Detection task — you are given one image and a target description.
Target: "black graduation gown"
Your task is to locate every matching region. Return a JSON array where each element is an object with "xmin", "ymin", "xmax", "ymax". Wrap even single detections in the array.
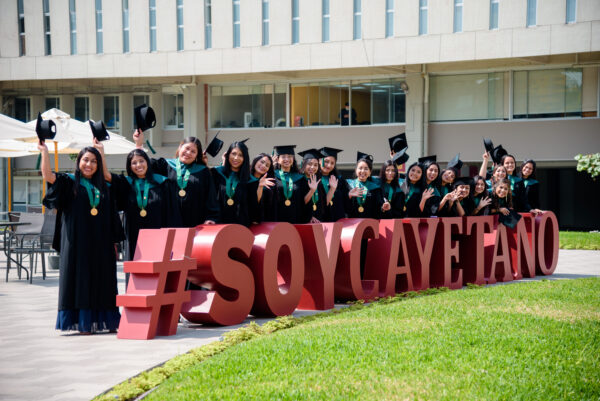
[
  {"xmin": 211, "ymin": 166, "xmax": 258, "ymax": 227},
  {"xmin": 380, "ymin": 183, "xmax": 405, "ymax": 219},
  {"xmin": 151, "ymin": 158, "xmax": 220, "ymax": 227},
  {"xmin": 248, "ymin": 178, "xmax": 277, "ymax": 223},
  {"xmin": 111, "ymin": 173, "xmax": 181, "ymax": 261},
  {"xmin": 402, "ymin": 183, "xmax": 424, "ymax": 218},
  {"xmin": 345, "ymin": 178, "xmax": 384, "ymax": 219},
  {"xmin": 422, "ymin": 184, "xmax": 442, "ymax": 217},
  {"xmin": 274, "ymin": 171, "xmax": 311, "ymax": 224},
  {"xmin": 306, "ymin": 175, "xmax": 327, "ymax": 222},
  {"xmin": 43, "ymin": 173, "xmax": 121, "ymax": 313},
  {"xmin": 321, "ymin": 174, "xmax": 348, "ymax": 222},
  {"xmin": 519, "ymin": 178, "xmax": 540, "ymax": 211},
  {"xmin": 509, "ymin": 174, "xmax": 526, "ymax": 212}
]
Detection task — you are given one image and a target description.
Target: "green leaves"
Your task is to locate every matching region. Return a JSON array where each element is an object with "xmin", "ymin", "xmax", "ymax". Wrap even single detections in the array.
[{"xmin": 575, "ymin": 153, "xmax": 600, "ymax": 179}]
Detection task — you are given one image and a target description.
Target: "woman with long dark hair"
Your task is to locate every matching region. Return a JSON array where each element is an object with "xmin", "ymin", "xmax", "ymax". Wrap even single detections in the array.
[
  {"xmin": 211, "ymin": 141, "xmax": 257, "ymax": 226},
  {"xmin": 400, "ymin": 162, "xmax": 435, "ymax": 217},
  {"xmin": 471, "ymin": 175, "xmax": 492, "ymax": 216},
  {"xmin": 501, "ymin": 154, "xmax": 525, "ymax": 211},
  {"xmin": 421, "ymin": 158, "xmax": 442, "ymax": 216},
  {"xmin": 134, "ymin": 131, "xmax": 219, "ymax": 226},
  {"xmin": 299, "ymin": 149, "xmax": 326, "ymax": 222},
  {"xmin": 272, "ymin": 145, "xmax": 311, "ymax": 223},
  {"xmin": 346, "ymin": 152, "xmax": 385, "ymax": 219},
  {"xmin": 250, "ymin": 152, "xmax": 277, "ymax": 223},
  {"xmin": 490, "ymin": 178, "xmax": 513, "ymax": 216},
  {"xmin": 379, "ymin": 159, "xmax": 405, "ymax": 219},
  {"xmin": 517, "ymin": 159, "xmax": 542, "ymax": 215},
  {"xmin": 39, "ymin": 140, "xmax": 123, "ymax": 334},
  {"xmin": 319, "ymin": 147, "xmax": 347, "ymax": 222}
]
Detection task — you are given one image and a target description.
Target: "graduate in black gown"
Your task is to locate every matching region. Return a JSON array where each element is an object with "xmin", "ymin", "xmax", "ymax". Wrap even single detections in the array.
[
  {"xmin": 105, "ymin": 149, "xmax": 180, "ymax": 261},
  {"xmin": 273, "ymin": 145, "xmax": 311, "ymax": 224},
  {"xmin": 379, "ymin": 159, "xmax": 405, "ymax": 219},
  {"xmin": 299, "ymin": 149, "xmax": 327, "ymax": 223},
  {"xmin": 501, "ymin": 154, "xmax": 525, "ymax": 211},
  {"xmin": 490, "ymin": 178, "xmax": 514, "ymax": 215},
  {"xmin": 420, "ymin": 156, "xmax": 442, "ymax": 216},
  {"xmin": 250, "ymin": 153, "xmax": 277, "ymax": 223},
  {"xmin": 211, "ymin": 140, "xmax": 258, "ymax": 227},
  {"xmin": 318, "ymin": 147, "xmax": 348, "ymax": 222},
  {"xmin": 133, "ymin": 132, "xmax": 219, "ymax": 227},
  {"xmin": 451, "ymin": 177, "xmax": 476, "ymax": 217},
  {"xmin": 471, "ymin": 175, "xmax": 492, "ymax": 216},
  {"xmin": 517, "ymin": 159, "xmax": 543, "ymax": 215},
  {"xmin": 400, "ymin": 162, "xmax": 435, "ymax": 217},
  {"xmin": 39, "ymin": 141, "xmax": 122, "ymax": 334},
  {"xmin": 346, "ymin": 152, "xmax": 385, "ymax": 219}
]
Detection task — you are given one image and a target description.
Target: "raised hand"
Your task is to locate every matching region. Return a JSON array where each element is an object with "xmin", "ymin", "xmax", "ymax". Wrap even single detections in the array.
[
  {"xmin": 479, "ymin": 196, "xmax": 492, "ymax": 208},
  {"xmin": 382, "ymin": 201, "xmax": 391, "ymax": 212},
  {"xmin": 329, "ymin": 175, "xmax": 338, "ymax": 190},
  {"xmin": 133, "ymin": 128, "xmax": 144, "ymax": 148},
  {"xmin": 92, "ymin": 137, "xmax": 104, "ymax": 154},
  {"xmin": 308, "ymin": 174, "xmax": 320, "ymax": 191},
  {"xmin": 37, "ymin": 141, "xmax": 48, "ymax": 152},
  {"xmin": 348, "ymin": 186, "xmax": 365, "ymax": 198},
  {"xmin": 422, "ymin": 187, "xmax": 435, "ymax": 201},
  {"xmin": 259, "ymin": 174, "xmax": 275, "ymax": 188}
]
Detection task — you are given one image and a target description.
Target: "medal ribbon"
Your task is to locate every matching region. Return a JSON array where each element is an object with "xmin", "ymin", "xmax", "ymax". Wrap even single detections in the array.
[
  {"xmin": 175, "ymin": 161, "xmax": 191, "ymax": 191},
  {"xmin": 80, "ymin": 177, "xmax": 100, "ymax": 210},
  {"xmin": 135, "ymin": 178, "xmax": 150, "ymax": 211},
  {"xmin": 383, "ymin": 183, "xmax": 393, "ymax": 202},
  {"xmin": 225, "ymin": 172, "xmax": 239, "ymax": 199},
  {"xmin": 355, "ymin": 180, "xmax": 368, "ymax": 207},
  {"xmin": 405, "ymin": 184, "xmax": 417, "ymax": 203},
  {"xmin": 277, "ymin": 170, "xmax": 294, "ymax": 201},
  {"xmin": 321, "ymin": 175, "xmax": 330, "ymax": 194},
  {"xmin": 311, "ymin": 186, "xmax": 319, "ymax": 207}
]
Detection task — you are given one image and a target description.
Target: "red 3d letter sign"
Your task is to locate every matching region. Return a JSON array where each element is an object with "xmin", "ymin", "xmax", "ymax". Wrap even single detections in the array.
[{"xmin": 117, "ymin": 213, "xmax": 559, "ymax": 339}]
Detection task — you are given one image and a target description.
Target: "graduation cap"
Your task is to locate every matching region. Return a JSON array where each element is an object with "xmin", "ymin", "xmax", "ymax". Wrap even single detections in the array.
[
  {"xmin": 499, "ymin": 209, "xmax": 522, "ymax": 229},
  {"xmin": 418, "ymin": 155, "xmax": 437, "ymax": 165},
  {"xmin": 447, "ymin": 153, "xmax": 463, "ymax": 171},
  {"xmin": 454, "ymin": 176, "xmax": 473, "ymax": 187},
  {"xmin": 319, "ymin": 147, "xmax": 343, "ymax": 159},
  {"xmin": 357, "ymin": 151, "xmax": 373, "ymax": 163},
  {"xmin": 89, "ymin": 120, "xmax": 110, "ymax": 141},
  {"xmin": 240, "ymin": 138, "xmax": 250, "ymax": 144},
  {"xmin": 483, "ymin": 138, "xmax": 494, "ymax": 154},
  {"xmin": 388, "ymin": 133, "xmax": 407, "ymax": 153},
  {"xmin": 205, "ymin": 132, "xmax": 223, "ymax": 157},
  {"xmin": 273, "ymin": 145, "xmax": 296, "ymax": 156},
  {"xmin": 392, "ymin": 148, "xmax": 409, "ymax": 166},
  {"xmin": 298, "ymin": 148, "xmax": 325, "ymax": 160},
  {"xmin": 134, "ymin": 104, "xmax": 156, "ymax": 132},
  {"xmin": 35, "ymin": 112, "xmax": 56, "ymax": 142},
  {"xmin": 491, "ymin": 145, "xmax": 508, "ymax": 165}
]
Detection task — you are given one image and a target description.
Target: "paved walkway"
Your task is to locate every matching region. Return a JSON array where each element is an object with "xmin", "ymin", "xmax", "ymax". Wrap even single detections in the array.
[{"xmin": 0, "ymin": 250, "xmax": 598, "ymax": 401}]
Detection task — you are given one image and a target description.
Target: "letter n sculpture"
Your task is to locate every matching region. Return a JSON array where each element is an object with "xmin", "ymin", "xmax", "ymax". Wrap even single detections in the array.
[{"xmin": 116, "ymin": 228, "xmax": 196, "ymax": 339}]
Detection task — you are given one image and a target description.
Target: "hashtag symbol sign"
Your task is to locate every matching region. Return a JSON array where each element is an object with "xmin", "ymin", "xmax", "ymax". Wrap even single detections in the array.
[{"xmin": 116, "ymin": 228, "xmax": 196, "ymax": 340}]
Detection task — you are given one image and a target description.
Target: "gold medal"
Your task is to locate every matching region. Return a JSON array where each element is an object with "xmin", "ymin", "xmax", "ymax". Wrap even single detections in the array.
[
  {"xmin": 140, "ymin": 209, "xmax": 147, "ymax": 217},
  {"xmin": 358, "ymin": 206, "xmax": 364, "ymax": 213},
  {"xmin": 90, "ymin": 207, "xmax": 98, "ymax": 216},
  {"xmin": 227, "ymin": 198, "xmax": 234, "ymax": 206},
  {"xmin": 313, "ymin": 204, "xmax": 317, "ymax": 211},
  {"xmin": 284, "ymin": 199, "xmax": 291, "ymax": 206},
  {"xmin": 329, "ymin": 201, "xmax": 333, "ymax": 206},
  {"xmin": 179, "ymin": 189, "xmax": 186, "ymax": 197},
  {"xmin": 403, "ymin": 205, "xmax": 407, "ymax": 212}
]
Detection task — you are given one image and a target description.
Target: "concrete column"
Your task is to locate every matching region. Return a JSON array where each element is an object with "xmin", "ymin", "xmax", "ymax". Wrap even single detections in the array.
[
  {"xmin": 149, "ymin": 92, "xmax": 163, "ymax": 148},
  {"xmin": 89, "ymin": 94, "xmax": 103, "ymax": 123},
  {"xmin": 61, "ymin": 95, "xmax": 75, "ymax": 118},
  {"xmin": 405, "ymin": 73, "xmax": 425, "ymax": 159},
  {"xmin": 120, "ymin": 93, "xmax": 133, "ymax": 138}
]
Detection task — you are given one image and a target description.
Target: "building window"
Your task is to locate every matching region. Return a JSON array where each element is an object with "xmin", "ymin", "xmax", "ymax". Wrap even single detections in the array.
[
  {"xmin": 45, "ymin": 97, "xmax": 60, "ymax": 110},
  {"xmin": 149, "ymin": 0, "xmax": 157, "ymax": 52},
  {"xmin": 429, "ymin": 73, "xmax": 505, "ymax": 122},
  {"xmin": 74, "ymin": 97, "xmax": 89, "ymax": 122},
  {"xmin": 103, "ymin": 96, "xmax": 120, "ymax": 129},
  {"xmin": 13, "ymin": 178, "xmax": 43, "ymax": 213},
  {"xmin": 205, "ymin": 0, "xmax": 212, "ymax": 49},
  {"xmin": 566, "ymin": 0, "xmax": 576, "ymax": 23},
  {"xmin": 385, "ymin": 0, "xmax": 394, "ymax": 38},
  {"xmin": 14, "ymin": 98, "xmax": 30, "ymax": 122},
  {"xmin": 133, "ymin": 95, "xmax": 150, "ymax": 128},
  {"xmin": 490, "ymin": 0, "xmax": 499, "ymax": 30},
  {"xmin": 262, "ymin": 0, "xmax": 269, "ymax": 46},
  {"xmin": 210, "ymin": 85, "xmax": 287, "ymax": 128},
  {"xmin": 43, "ymin": 0, "xmax": 51, "ymax": 55},
  {"xmin": 17, "ymin": 0, "xmax": 25, "ymax": 56},
  {"xmin": 69, "ymin": 0, "xmax": 77, "ymax": 54},
  {"xmin": 233, "ymin": 0, "xmax": 240, "ymax": 48},
  {"xmin": 353, "ymin": 0, "xmax": 362, "ymax": 40},
  {"xmin": 292, "ymin": 0, "xmax": 299, "ymax": 44},
  {"xmin": 322, "ymin": 0, "xmax": 330, "ymax": 42},
  {"xmin": 164, "ymin": 94, "xmax": 184, "ymax": 129},
  {"xmin": 177, "ymin": 0, "xmax": 184, "ymax": 50},
  {"xmin": 527, "ymin": 0, "xmax": 536, "ymax": 27},
  {"xmin": 513, "ymin": 69, "xmax": 582, "ymax": 119},
  {"xmin": 95, "ymin": 0, "xmax": 103, "ymax": 54},
  {"xmin": 419, "ymin": 0, "xmax": 428, "ymax": 35},
  {"xmin": 122, "ymin": 0, "xmax": 130, "ymax": 53},
  {"xmin": 453, "ymin": 0, "xmax": 463, "ymax": 33}
]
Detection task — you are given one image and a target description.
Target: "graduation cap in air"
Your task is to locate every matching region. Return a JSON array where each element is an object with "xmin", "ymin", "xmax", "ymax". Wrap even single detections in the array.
[
  {"xmin": 357, "ymin": 151, "xmax": 373, "ymax": 163},
  {"xmin": 319, "ymin": 147, "xmax": 343, "ymax": 159},
  {"xmin": 89, "ymin": 120, "xmax": 110, "ymax": 141},
  {"xmin": 447, "ymin": 153, "xmax": 463, "ymax": 171},
  {"xmin": 205, "ymin": 132, "xmax": 224, "ymax": 157},
  {"xmin": 298, "ymin": 148, "xmax": 325, "ymax": 161},
  {"xmin": 388, "ymin": 133, "xmax": 407, "ymax": 153},
  {"xmin": 134, "ymin": 104, "xmax": 156, "ymax": 132},
  {"xmin": 392, "ymin": 148, "xmax": 409, "ymax": 166},
  {"xmin": 483, "ymin": 138, "xmax": 494, "ymax": 154},
  {"xmin": 491, "ymin": 145, "xmax": 508, "ymax": 165},
  {"xmin": 418, "ymin": 155, "xmax": 437, "ymax": 165},
  {"xmin": 454, "ymin": 176, "xmax": 473, "ymax": 187},
  {"xmin": 273, "ymin": 145, "xmax": 296, "ymax": 156},
  {"xmin": 499, "ymin": 209, "xmax": 522, "ymax": 229},
  {"xmin": 35, "ymin": 112, "xmax": 56, "ymax": 143}
]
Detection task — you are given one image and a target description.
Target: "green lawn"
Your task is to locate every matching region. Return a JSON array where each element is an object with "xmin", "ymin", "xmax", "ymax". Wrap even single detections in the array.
[
  {"xmin": 142, "ymin": 279, "xmax": 600, "ymax": 401},
  {"xmin": 560, "ymin": 231, "xmax": 600, "ymax": 250}
]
